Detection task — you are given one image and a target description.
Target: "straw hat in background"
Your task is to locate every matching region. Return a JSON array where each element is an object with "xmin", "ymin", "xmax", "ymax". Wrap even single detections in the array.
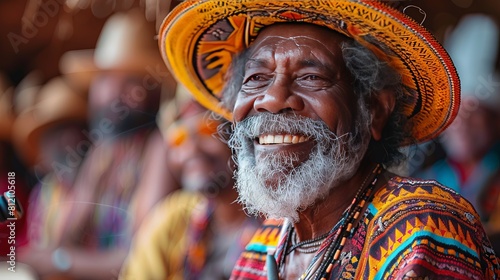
[
  {"xmin": 12, "ymin": 77, "xmax": 88, "ymax": 167},
  {"xmin": 0, "ymin": 74, "xmax": 15, "ymax": 142},
  {"xmin": 59, "ymin": 7, "xmax": 177, "ymax": 101}
]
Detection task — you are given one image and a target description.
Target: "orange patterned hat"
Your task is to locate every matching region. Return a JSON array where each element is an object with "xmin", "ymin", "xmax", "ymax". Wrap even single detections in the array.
[{"xmin": 159, "ymin": 0, "xmax": 460, "ymax": 143}]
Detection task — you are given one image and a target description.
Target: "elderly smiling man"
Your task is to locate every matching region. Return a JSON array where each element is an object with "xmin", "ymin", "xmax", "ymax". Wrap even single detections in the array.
[{"xmin": 159, "ymin": 0, "xmax": 500, "ymax": 279}]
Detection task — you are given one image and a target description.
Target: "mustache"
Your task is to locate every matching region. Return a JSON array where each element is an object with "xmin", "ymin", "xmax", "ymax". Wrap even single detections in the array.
[{"xmin": 231, "ymin": 113, "xmax": 344, "ymax": 142}]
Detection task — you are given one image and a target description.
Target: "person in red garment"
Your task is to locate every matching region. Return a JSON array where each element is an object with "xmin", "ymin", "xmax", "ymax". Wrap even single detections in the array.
[
  {"xmin": 158, "ymin": 0, "xmax": 500, "ymax": 279},
  {"xmin": 0, "ymin": 74, "xmax": 38, "ymax": 279},
  {"xmin": 0, "ymin": 74, "xmax": 31, "ymax": 258}
]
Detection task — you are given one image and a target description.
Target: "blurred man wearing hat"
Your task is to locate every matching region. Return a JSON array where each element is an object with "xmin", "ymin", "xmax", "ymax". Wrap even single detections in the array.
[
  {"xmin": 12, "ymin": 77, "xmax": 88, "ymax": 177},
  {"xmin": 159, "ymin": 0, "xmax": 500, "ymax": 279},
  {"xmin": 12, "ymin": 77, "xmax": 88, "ymax": 277},
  {"xmin": 14, "ymin": 8, "xmax": 178, "ymax": 280}
]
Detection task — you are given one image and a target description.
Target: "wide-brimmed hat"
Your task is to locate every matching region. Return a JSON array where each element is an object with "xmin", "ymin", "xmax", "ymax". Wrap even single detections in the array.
[
  {"xmin": 12, "ymin": 77, "xmax": 87, "ymax": 167},
  {"xmin": 60, "ymin": 8, "xmax": 168, "ymax": 91},
  {"xmin": 159, "ymin": 0, "xmax": 460, "ymax": 144}
]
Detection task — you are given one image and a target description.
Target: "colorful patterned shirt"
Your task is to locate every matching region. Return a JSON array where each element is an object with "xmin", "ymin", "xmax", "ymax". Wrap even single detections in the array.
[{"xmin": 230, "ymin": 177, "xmax": 500, "ymax": 279}]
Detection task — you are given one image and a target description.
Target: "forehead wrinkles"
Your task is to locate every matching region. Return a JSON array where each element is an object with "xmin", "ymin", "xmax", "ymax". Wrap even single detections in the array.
[{"xmin": 250, "ymin": 35, "xmax": 338, "ymax": 59}]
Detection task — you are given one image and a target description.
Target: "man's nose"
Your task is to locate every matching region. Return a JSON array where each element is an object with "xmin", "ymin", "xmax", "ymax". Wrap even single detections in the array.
[{"xmin": 253, "ymin": 79, "xmax": 304, "ymax": 114}]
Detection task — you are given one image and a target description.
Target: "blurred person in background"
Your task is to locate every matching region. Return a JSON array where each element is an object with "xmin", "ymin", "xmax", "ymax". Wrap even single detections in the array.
[
  {"xmin": 120, "ymin": 94, "xmax": 261, "ymax": 280},
  {"xmin": 12, "ymin": 77, "xmax": 88, "ymax": 271},
  {"xmin": 13, "ymin": 8, "xmax": 178, "ymax": 279},
  {"xmin": 413, "ymin": 15, "xmax": 500, "ymax": 238}
]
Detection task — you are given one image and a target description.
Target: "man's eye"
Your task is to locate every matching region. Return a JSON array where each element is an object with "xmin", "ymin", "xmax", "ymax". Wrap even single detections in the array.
[
  {"xmin": 303, "ymin": 75, "xmax": 320, "ymax": 80},
  {"xmin": 248, "ymin": 74, "xmax": 264, "ymax": 81},
  {"xmin": 296, "ymin": 74, "xmax": 331, "ymax": 88},
  {"xmin": 243, "ymin": 74, "xmax": 270, "ymax": 86}
]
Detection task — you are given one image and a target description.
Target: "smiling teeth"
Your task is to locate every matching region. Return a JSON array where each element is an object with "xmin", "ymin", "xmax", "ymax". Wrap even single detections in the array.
[{"xmin": 259, "ymin": 134, "xmax": 308, "ymax": 144}]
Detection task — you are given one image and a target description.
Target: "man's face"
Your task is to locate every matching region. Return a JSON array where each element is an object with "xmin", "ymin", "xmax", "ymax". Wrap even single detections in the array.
[
  {"xmin": 38, "ymin": 123, "xmax": 87, "ymax": 181},
  {"xmin": 166, "ymin": 108, "xmax": 234, "ymax": 197},
  {"xmin": 228, "ymin": 24, "xmax": 371, "ymax": 221},
  {"xmin": 233, "ymin": 24, "xmax": 357, "ymax": 135},
  {"xmin": 89, "ymin": 72, "xmax": 160, "ymax": 135}
]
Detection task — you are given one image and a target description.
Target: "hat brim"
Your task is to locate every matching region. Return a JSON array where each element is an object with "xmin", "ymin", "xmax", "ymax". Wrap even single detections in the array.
[
  {"xmin": 59, "ymin": 49, "xmax": 168, "ymax": 92},
  {"xmin": 159, "ymin": 0, "xmax": 460, "ymax": 144},
  {"xmin": 12, "ymin": 97, "xmax": 87, "ymax": 167},
  {"xmin": 13, "ymin": 114, "xmax": 87, "ymax": 168}
]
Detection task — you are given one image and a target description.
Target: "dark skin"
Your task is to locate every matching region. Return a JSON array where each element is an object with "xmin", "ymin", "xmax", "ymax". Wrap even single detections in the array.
[{"xmin": 231, "ymin": 24, "xmax": 396, "ymax": 278}]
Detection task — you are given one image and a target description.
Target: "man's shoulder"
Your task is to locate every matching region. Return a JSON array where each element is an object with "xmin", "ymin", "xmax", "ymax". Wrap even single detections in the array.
[
  {"xmin": 371, "ymin": 175, "xmax": 476, "ymax": 214},
  {"xmin": 362, "ymin": 176, "xmax": 500, "ymax": 279},
  {"xmin": 368, "ymin": 175, "xmax": 485, "ymax": 238}
]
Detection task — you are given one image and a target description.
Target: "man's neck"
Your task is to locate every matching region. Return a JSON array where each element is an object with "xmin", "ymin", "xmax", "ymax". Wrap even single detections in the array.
[
  {"xmin": 293, "ymin": 160, "xmax": 379, "ymax": 241},
  {"xmin": 283, "ymin": 160, "xmax": 386, "ymax": 279}
]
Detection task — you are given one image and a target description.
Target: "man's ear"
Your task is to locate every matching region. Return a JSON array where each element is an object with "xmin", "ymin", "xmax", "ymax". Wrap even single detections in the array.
[{"xmin": 369, "ymin": 89, "xmax": 396, "ymax": 141}]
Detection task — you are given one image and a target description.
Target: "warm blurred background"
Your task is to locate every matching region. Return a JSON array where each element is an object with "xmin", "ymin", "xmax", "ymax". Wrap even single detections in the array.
[
  {"xmin": 0, "ymin": 0, "xmax": 499, "ymax": 279},
  {"xmin": 0, "ymin": 0, "xmax": 179, "ymax": 85}
]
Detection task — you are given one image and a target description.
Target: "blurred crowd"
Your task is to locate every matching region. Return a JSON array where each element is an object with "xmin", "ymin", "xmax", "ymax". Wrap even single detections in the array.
[{"xmin": 0, "ymin": 1, "xmax": 499, "ymax": 280}]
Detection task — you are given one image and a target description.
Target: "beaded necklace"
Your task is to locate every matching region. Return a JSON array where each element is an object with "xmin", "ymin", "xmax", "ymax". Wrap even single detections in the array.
[
  {"xmin": 276, "ymin": 164, "xmax": 382, "ymax": 280},
  {"xmin": 287, "ymin": 229, "xmax": 331, "ymax": 255}
]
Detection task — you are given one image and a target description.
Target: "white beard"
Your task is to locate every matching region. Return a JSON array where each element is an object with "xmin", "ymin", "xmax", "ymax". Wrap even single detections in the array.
[{"xmin": 228, "ymin": 112, "xmax": 371, "ymax": 222}]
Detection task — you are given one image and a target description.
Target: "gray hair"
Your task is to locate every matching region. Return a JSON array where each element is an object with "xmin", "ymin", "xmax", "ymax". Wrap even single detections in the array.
[
  {"xmin": 342, "ymin": 40, "xmax": 410, "ymax": 166},
  {"xmin": 220, "ymin": 36, "xmax": 411, "ymax": 166}
]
